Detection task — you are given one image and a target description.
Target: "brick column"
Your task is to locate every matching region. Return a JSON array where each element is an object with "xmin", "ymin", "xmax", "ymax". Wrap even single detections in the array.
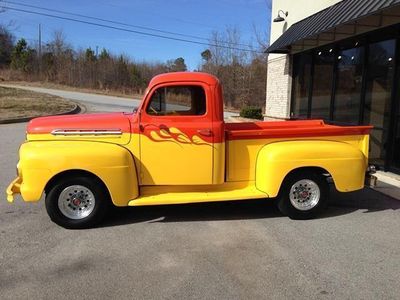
[{"xmin": 265, "ymin": 54, "xmax": 292, "ymax": 121}]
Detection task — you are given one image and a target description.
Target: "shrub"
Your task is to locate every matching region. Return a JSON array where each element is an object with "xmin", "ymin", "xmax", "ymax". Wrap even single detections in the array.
[{"xmin": 240, "ymin": 106, "xmax": 263, "ymax": 120}]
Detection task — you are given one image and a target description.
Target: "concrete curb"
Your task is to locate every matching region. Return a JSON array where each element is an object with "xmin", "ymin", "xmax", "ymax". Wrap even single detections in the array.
[
  {"xmin": 371, "ymin": 171, "xmax": 400, "ymax": 201},
  {"xmin": 0, "ymin": 101, "xmax": 82, "ymax": 124}
]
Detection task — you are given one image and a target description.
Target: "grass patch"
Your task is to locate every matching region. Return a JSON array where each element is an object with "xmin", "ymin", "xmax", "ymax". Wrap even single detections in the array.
[{"xmin": 0, "ymin": 86, "xmax": 76, "ymax": 121}]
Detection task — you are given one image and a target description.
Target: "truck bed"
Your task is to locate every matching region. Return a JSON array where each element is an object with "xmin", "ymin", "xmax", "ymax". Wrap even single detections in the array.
[{"xmin": 225, "ymin": 120, "xmax": 372, "ymax": 140}]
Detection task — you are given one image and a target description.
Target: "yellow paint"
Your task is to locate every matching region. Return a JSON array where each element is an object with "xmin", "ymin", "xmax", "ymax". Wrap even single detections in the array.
[
  {"xmin": 226, "ymin": 134, "xmax": 369, "ymax": 182},
  {"xmin": 213, "ymin": 142, "xmax": 225, "ymax": 184},
  {"xmin": 6, "ymin": 176, "xmax": 21, "ymax": 203},
  {"xmin": 138, "ymin": 130, "xmax": 215, "ymax": 185},
  {"xmin": 129, "ymin": 181, "xmax": 267, "ymax": 206},
  {"xmin": 12, "ymin": 140, "xmax": 139, "ymax": 206},
  {"xmin": 8, "ymin": 129, "xmax": 370, "ymax": 208},
  {"xmin": 138, "ymin": 127, "xmax": 225, "ymax": 185},
  {"xmin": 27, "ymin": 132, "xmax": 131, "ymax": 145},
  {"xmin": 255, "ymin": 140, "xmax": 367, "ymax": 197}
]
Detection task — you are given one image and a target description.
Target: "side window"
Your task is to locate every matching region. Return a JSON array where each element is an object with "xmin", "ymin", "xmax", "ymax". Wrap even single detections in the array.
[{"xmin": 146, "ymin": 85, "xmax": 206, "ymax": 116}]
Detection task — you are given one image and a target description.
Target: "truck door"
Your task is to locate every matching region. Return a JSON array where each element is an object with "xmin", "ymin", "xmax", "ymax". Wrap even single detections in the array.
[{"xmin": 139, "ymin": 83, "xmax": 214, "ymax": 185}]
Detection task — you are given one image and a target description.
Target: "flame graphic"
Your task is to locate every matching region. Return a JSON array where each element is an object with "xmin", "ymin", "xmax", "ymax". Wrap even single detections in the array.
[{"xmin": 149, "ymin": 127, "xmax": 212, "ymax": 147}]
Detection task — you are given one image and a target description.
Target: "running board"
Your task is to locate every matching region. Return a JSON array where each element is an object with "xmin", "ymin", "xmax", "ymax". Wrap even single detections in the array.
[{"xmin": 128, "ymin": 182, "xmax": 268, "ymax": 206}]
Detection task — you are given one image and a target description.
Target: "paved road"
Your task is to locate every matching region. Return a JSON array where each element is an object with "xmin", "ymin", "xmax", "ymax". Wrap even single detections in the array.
[
  {"xmin": 0, "ymin": 84, "xmax": 141, "ymax": 112},
  {"xmin": 0, "ymin": 84, "xmax": 239, "ymax": 117},
  {"xmin": 1, "ymin": 101, "xmax": 400, "ymax": 299}
]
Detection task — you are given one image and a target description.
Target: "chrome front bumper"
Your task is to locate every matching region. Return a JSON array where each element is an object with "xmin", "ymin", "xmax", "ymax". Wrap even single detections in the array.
[{"xmin": 6, "ymin": 176, "xmax": 22, "ymax": 203}]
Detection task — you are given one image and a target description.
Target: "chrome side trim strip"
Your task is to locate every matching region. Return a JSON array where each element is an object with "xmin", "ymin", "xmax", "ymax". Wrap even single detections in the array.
[{"xmin": 51, "ymin": 129, "xmax": 122, "ymax": 136}]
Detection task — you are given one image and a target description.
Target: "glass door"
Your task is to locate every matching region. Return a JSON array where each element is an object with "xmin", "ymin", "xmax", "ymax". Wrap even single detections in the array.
[
  {"xmin": 390, "ymin": 112, "xmax": 400, "ymax": 170},
  {"xmin": 363, "ymin": 39, "xmax": 396, "ymax": 167},
  {"xmin": 387, "ymin": 38, "xmax": 400, "ymax": 172}
]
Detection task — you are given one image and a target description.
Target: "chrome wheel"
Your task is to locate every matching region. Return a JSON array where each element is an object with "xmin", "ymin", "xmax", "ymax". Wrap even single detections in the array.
[
  {"xmin": 289, "ymin": 179, "xmax": 320, "ymax": 211},
  {"xmin": 58, "ymin": 185, "xmax": 95, "ymax": 220}
]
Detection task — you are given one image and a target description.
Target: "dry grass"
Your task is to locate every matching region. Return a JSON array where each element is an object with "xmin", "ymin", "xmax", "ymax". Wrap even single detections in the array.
[{"xmin": 0, "ymin": 86, "xmax": 76, "ymax": 121}]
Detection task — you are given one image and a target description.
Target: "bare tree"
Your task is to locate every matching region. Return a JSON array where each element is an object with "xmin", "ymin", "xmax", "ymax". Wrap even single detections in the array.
[
  {"xmin": 42, "ymin": 30, "xmax": 74, "ymax": 82},
  {"xmin": 200, "ymin": 26, "xmax": 267, "ymax": 110},
  {"xmin": 46, "ymin": 30, "xmax": 70, "ymax": 55},
  {"xmin": 252, "ymin": 23, "xmax": 269, "ymax": 50},
  {"xmin": 0, "ymin": 25, "xmax": 14, "ymax": 67}
]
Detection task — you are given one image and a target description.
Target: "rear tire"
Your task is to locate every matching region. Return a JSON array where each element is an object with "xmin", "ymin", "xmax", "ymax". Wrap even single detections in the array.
[
  {"xmin": 277, "ymin": 170, "xmax": 329, "ymax": 220},
  {"xmin": 45, "ymin": 176, "xmax": 110, "ymax": 229}
]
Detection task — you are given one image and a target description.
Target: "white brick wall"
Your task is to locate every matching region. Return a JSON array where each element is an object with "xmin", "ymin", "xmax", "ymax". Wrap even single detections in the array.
[{"xmin": 265, "ymin": 54, "xmax": 292, "ymax": 121}]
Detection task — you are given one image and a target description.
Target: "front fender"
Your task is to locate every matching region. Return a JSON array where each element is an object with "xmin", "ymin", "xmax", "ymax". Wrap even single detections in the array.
[
  {"xmin": 255, "ymin": 140, "xmax": 367, "ymax": 197},
  {"xmin": 17, "ymin": 141, "xmax": 138, "ymax": 206}
]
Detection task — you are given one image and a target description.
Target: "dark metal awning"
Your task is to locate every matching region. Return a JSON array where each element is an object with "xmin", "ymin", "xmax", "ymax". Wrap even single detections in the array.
[{"xmin": 266, "ymin": 0, "xmax": 400, "ymax": 53}]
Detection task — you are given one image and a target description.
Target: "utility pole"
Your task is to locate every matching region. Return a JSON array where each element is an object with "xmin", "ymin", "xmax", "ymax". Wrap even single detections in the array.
[
  {"xmin": 96, "ymin": 45, "xmax": 99, "ymax": 57},
  {"xmin": 38, "ymin": 23, "xmax": 42, "ymax": 57},
  {"xmin": 38, "ymin": 23, "xmax": 42, "ymax": 76}
]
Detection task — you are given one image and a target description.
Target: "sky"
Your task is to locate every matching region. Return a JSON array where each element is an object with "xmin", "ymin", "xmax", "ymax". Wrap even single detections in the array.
[{"xmin": 0, "ymin": 0, "xmax": 272, "ymax": 70}]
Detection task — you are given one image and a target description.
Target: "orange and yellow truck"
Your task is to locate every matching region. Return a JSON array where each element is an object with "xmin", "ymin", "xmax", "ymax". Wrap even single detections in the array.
[{"xmin": 6, "ymin": 72, "xmax": 376, "ymax": 228}]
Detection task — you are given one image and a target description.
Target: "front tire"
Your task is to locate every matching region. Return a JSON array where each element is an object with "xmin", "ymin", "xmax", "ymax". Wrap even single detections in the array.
[
  {"xmin": 45, "ymin": 176, "xmax": 110, "ymax": 229},
  {"xmin": 277, "ymin": 170, "xmax": 329, "ymax": 220}
]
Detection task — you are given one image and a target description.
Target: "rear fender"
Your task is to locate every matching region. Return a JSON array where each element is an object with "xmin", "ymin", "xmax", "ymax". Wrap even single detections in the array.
[{"xmin": 255, "ymin": 140, "xmax": 367, "ymax": 197}]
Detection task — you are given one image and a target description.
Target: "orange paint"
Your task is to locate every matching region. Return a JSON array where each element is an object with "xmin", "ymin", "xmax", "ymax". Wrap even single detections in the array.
[{"xmin": 27, "ymin": 71, "xmax": 372, "ymax": 145}]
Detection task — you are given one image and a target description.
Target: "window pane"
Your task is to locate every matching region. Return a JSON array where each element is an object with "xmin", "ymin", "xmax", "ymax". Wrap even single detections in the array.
[
  {"xmin": 311, "ymin": 49, "xmax": 334, "ymax": 120},
  {"xmin": 291, "ymin": 53, "xmax": 311, "ymax": 118},
  {"xmin": 334, "ymin": 47, "xmax": 364, "ymax": 124},
  {"xmin": 364, "ymin": 39, "xmax": 395, "ymax": 165},
  {"xmin": 147, "ymin": 86, "xmax": 206, "ymax": 116},
  {"xmin": 392, "ymin": 117, "xmax": 400, "ymax": 169}
]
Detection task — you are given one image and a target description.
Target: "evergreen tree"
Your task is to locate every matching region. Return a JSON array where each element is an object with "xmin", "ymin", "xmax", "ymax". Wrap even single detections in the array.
[{"xmin": 10, "ymin": 38, "xmax": 34, "ymax": 72}]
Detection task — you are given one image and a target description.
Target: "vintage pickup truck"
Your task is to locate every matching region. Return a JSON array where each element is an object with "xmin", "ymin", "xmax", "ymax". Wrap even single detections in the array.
[{"xmin": 7, "ymin": 72, "xmax": 375, "ymax": 228}]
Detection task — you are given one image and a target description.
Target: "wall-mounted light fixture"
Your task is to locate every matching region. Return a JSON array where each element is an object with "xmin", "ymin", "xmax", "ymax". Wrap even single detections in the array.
[{"xmin": 273, "ymin": 10, "xmax": 288, "ymax": 22}]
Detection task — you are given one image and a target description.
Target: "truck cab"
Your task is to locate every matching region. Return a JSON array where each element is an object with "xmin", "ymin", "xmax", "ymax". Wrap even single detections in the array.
[
  {"xmin": 6, "ymin": 72, "xmax": 374, "ymax": 229},
  {"xmin": 136, "ymin": 72, "xmax": 225, "ymax": 185}
]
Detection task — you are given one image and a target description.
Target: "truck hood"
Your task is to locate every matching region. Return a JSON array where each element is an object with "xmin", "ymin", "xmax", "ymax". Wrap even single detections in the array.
[{"xmin": 27, "ymin": 112, "xmax": 133, "ymax": 145}]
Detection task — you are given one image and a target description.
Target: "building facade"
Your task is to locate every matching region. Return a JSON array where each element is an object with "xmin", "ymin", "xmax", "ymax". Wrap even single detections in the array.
[{"xmin": 266, "ymin": 0, "xmax": 400, "ymax": 173}]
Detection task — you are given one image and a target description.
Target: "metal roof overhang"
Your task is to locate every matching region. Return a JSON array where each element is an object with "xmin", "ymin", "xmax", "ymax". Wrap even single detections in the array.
[{"xmin": 266, "ymin": 0, "xmax": 400, "ymax": 54}]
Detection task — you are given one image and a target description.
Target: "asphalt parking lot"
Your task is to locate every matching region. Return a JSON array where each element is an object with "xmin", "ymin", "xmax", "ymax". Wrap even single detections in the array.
[{"xmin": 1, "ymin": 96, "xmax": 399, "ymax": 299}]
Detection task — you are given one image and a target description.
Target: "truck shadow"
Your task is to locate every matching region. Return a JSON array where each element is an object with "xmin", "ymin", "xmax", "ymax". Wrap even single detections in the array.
[{"xmin": 100, "ymin": 186, "xmax": 400, "ymax": 228}]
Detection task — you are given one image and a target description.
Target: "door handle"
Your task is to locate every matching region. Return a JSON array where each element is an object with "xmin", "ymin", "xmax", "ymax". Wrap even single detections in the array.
[{"xmin": 197, "ymin": 129, "xmax": 213, "ymax": 137}]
